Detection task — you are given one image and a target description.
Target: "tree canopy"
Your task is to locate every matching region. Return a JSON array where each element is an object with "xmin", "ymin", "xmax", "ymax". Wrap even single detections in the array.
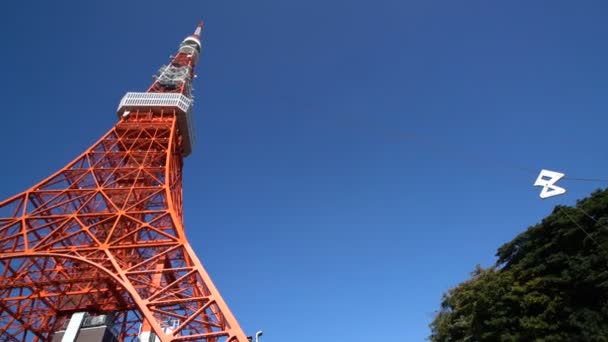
[{"xmin": 429, "ymin": 189, "xmax": 608, "ymax": 341}]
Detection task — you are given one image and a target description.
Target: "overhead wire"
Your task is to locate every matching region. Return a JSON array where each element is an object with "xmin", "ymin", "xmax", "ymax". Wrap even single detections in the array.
[
  {"xmin": 337, "ymin": 115, "xmax": 608, "ymax": 186},
  {"xmin": 573, "ymin": 206, "xmax": 608, "ymax": 238},
  {"xmin": 560, "ymin": 207, "xmax": 608, "ymax": 262},
  {"xmin": 331, "ymin": 113, "xmax": 608, "ymax": 250},
  {"xmin": 564, "ymin": 177, "xmax": 608, "ymax": 183}
]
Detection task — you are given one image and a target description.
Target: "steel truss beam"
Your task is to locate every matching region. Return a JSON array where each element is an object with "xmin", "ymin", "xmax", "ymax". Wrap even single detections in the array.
[{"xmin": 0, "ymin": 23, "xmax": 248, "ymax": 342}]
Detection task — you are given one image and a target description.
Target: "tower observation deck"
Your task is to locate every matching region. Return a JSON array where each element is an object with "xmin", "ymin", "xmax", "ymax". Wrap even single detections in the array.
[{"xmin": 0, "ymin": 23, "xmax": 249, "ymax": 342}]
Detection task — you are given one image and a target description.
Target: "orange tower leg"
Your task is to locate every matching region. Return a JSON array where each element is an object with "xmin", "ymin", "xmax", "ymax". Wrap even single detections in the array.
[{"xmin": 0, "ymin": 23, "xmax": 249, "ymax": 342}]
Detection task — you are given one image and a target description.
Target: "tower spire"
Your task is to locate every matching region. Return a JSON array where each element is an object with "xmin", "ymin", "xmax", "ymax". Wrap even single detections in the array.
[
  {"xmin": 194, "ymin": 21, "xmax": 204, "ymax": 37},
  {"xmin": 0, "ymin": 24, "xmax": 249, "ymax": 342}
]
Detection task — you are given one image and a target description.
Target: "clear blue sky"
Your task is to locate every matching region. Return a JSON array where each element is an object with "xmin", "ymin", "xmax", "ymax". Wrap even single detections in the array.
[{"xmin": 1, "ymin": 1, "xmax": 608, "ymax": 340}]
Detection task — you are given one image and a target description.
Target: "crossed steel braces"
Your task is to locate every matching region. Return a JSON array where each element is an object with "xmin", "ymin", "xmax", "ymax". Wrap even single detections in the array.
[{"xmin": 0, "ymin": 23, "xmax": 248, "ymax": 342}]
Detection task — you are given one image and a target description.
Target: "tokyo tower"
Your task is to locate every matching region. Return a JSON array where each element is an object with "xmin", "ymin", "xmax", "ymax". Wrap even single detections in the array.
[{"xmin": 0, "ymin": 23, "xmax": 249, "ymax": 342}]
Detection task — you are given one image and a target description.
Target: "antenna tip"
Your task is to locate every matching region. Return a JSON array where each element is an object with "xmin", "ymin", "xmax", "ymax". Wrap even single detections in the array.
[{"xmin": 194, "ymin": 21, "xmax": 204, "ymax": 37}]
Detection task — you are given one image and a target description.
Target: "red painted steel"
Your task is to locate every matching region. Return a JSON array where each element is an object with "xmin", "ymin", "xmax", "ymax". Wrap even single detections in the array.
[{"xmin": 0, "ymin": 23, "xmax": 249, "ymax": 342}]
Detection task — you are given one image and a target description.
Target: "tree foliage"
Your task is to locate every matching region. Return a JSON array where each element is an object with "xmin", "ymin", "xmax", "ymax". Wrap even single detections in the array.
[{"xmin": 430, "ymin": 190, "xmax": 608, "ymax": 341}]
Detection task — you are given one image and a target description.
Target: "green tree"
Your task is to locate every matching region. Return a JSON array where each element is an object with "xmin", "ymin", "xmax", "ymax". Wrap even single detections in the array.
[{"xmin": 430, "ymin": 190, "xmax": 608, "ymax": 341}]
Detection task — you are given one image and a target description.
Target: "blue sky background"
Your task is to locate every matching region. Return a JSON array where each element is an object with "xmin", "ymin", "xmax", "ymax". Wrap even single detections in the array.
[{"xmin": 1, "ymin": 1, "xmax": 608, "ymax": 340}]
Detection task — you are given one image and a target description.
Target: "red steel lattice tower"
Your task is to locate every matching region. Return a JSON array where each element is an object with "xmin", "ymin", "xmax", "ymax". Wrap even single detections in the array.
[{"xmin": 0, "ymin": 23, "xmax": 249, "ymax": 342}]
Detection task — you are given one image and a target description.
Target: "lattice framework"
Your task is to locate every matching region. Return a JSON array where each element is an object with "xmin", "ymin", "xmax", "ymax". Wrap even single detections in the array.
[{"xmin": 0, "ymin": 23, "xmax": 248, "ymax": 342}]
